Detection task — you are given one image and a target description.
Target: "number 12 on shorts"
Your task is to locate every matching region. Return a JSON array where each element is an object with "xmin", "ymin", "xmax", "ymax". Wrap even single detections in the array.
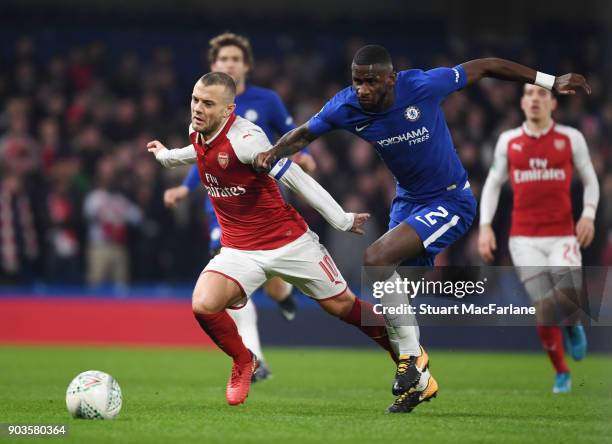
[
  {"xmin": 415, "ymin": 206, "xmax": 448, "ymax": 228},
  {"xmin": 319, "ymin": 255, "xmax": 340, "ymax": 282}
]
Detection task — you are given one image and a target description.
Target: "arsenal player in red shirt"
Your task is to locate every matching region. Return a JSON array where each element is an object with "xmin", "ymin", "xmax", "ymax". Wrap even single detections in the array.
[
  {"xmin": 479, "ymin": 84, "xmax": 599, "ymax": 393},
  {"xmin": 147, "ymin": 72, "xmax": 401, "ymax": 408}
]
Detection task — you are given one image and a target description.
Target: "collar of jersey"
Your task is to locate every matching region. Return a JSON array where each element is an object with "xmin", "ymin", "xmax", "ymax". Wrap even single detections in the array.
[
  {"xmin": 193, "ymin": 113, "xmax": 237, "ymax": 147},
  {"xmin": 522, "ymin": 120, "xmax": 554, "ymax": 139}
]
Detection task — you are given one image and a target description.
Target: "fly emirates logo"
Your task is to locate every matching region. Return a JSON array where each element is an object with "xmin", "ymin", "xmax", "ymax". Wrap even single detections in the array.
[
  {"xmin": 513, "ymin": 158, "xmax": 566, "ymax": 183},
  {"xmin": 204, "ymin": 173, "xmax": 246, "ymax": 198},
  {"xmin": 376, "ymin": 126, "xmax": 430, "ymax": 147}
]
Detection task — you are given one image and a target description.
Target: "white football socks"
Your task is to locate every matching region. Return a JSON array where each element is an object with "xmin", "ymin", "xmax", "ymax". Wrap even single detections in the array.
[
  {"xmin": 381, "ymin": 272, "xmax": 422, "ymax": 357},
  {"xmin": 227, "ymin": 298, "xmax": 265, "ymax": 361}
]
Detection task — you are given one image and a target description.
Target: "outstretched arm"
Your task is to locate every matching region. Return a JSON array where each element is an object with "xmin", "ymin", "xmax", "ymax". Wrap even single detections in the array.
[
  {"xmin": 462, "ymin": 58, "xmax": 591, "ymax": 95},
  {"xmin": 229, "ymin": 123, "xmax": 363, "ymax": 232},
  {"xmin": 253, "ymin": 123, "xmax": 319, "ymax": 172},
  {"xmin": 270, "ymin": 159, "xmax": 369, "ymax": 234},
  {"xmin": 147, "ymin": 140, "xmax": 197, "ymax": 168}
]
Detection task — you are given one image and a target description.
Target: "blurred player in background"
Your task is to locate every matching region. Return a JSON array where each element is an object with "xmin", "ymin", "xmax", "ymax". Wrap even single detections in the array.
[
  {"xmin": 255, "ymin": 45, "xmax": 591, "ymax": 412},
  {"xmin": 479, "ymin": 84, "xmax": 599, "ymax": 393},
  {"xmin": 163, "ymin": 33, "xmax": 316, "ymax": 382},
  {"xmin": 149, "ymin": 72, "xmax": 399, "ymax": 407}
]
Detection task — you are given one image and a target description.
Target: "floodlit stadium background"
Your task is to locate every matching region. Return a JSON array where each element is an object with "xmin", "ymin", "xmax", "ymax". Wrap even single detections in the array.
[{"xmin": 0, "ymin": 0, "xmax": 611, "ymax": 349}]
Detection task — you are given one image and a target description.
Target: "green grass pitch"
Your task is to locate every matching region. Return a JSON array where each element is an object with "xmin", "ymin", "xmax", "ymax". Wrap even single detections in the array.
[{"xmin": 1, "ymin": 346, "xmax": 611, "ymax": 443}]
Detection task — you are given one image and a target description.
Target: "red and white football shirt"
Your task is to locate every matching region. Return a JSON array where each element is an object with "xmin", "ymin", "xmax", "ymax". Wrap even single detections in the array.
[
  {"xmin": 189, "ymin": 114, "xmax": 307, "ymax": 250},
  {"xmin": 487, "ymin": 122, "xmax": 595, "ymax": 237}
]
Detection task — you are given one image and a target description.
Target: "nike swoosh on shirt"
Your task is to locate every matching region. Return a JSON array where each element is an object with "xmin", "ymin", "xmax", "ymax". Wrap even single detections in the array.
[{"xmin": 355, "ymin": 123, "xmax": 371, "ymax": 132}]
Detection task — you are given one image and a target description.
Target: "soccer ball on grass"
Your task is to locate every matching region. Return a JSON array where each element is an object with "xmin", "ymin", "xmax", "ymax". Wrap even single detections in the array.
[{"xmin": 65, "ymin": 370, "xmax": 122, "ymax": 419}]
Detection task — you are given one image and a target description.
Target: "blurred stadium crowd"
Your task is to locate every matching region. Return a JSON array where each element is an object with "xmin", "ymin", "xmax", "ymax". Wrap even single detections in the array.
[{"xmin": 1, "ymin": 31, "xmax": 610, "ymax": 286}]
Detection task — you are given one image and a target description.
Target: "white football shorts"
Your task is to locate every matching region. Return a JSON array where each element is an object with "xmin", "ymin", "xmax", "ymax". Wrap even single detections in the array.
[
  {"xmin": 203, "ymin": 229, "xmax": 347, "ymax": 307},
  {"xmin": 509, "ymin": 235, "xmax": 582, "ymax": 302}
]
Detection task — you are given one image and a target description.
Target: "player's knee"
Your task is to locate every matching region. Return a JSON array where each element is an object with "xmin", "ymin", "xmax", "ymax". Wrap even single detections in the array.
[
  {"xmin": 335, "ymin": 291, "xmax": 356, "ymax": 318},
  {"xmin": 364, "ymin": 245, "xmax": 388, "ymax": 267},
  {"xmin": 192, "ymin": 291, "xmax": 222, "ymax": 315},
  {"xmin": 318, "ymin": 290, "xmax": 355, "ymax": 318},
  {"xmin": 364, "ymin": 246, "xmax": 397, "ymax": 284},
  {"xmin": 264, "ymin": 278, "xmax": 291, "ymax": 301},
  {"xmin": 534, "ymin": 299, "xmax": 557, "ymax": 325}
]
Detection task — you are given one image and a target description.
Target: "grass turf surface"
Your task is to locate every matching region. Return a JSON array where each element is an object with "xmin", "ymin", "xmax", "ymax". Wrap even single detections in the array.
[{"xmin": 1, "ymin": 346, "xmax": 611, "ymax": 444}]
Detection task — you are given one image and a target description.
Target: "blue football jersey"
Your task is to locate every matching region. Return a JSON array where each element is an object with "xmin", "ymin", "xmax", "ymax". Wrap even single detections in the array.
[
  {"xmin": 308, "ymin": 65, "xmax": 469, "ymax": 202},
  {"xmin": 183, "ymin": 84, "xmax": 298, "ymax": 190},
  {"xmin": 235, "ymin": 85, "xmax": 296, "ymax": 142}
]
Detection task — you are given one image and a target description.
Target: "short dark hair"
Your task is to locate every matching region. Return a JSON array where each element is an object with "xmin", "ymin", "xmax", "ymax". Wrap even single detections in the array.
[
  {"xmin": 198, "ymin": 72, "xmax": 236, "ymax": 99},
  {"xmin": 523, "ymin": 83, "xmax": 555, "ymax": 98},
  {"xmin": 352, "ymin": 45, "xmax": 393, "ymax": 67},
  {"xmin": 208, "ymin": 32, "xmax": 254, "ymax": 68}
]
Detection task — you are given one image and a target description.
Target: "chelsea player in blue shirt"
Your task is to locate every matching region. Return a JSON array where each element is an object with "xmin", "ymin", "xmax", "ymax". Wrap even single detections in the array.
[
  {"xmin": 163, "ymin": 32, "xmax": 316, "ymax": 383},
  {"xmin": 254, "ymin": 45, "xmax": 591, "ymax": 413}
]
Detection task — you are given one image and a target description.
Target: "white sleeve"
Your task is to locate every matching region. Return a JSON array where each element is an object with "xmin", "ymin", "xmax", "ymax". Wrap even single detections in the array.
[
  {"xmin": 231, "ymin": 126, "xmax": 273, "ymax": 164},
  {"xmin": 230, "ymin": 119, "xmax": 354, "ymax": 231},
  {"xmin": 479, "ymin": 132, "xmax": 510, "ymax": 226},
  {"xmin": 270, "ymin": 159, "xmax": 354, "ymax": 232},
  {"xmin": 154, "ymin": 145, "xmax": 197, "ymax": 168},
  {"xmin": 570, "ymin": 129, "xmax": 599, "ymax": 220}
]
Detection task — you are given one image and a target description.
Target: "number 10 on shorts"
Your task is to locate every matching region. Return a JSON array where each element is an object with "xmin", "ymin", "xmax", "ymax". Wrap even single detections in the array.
[{"xmin": 319, "ymin": 255, "xmax": 340, "ymax": 282}]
